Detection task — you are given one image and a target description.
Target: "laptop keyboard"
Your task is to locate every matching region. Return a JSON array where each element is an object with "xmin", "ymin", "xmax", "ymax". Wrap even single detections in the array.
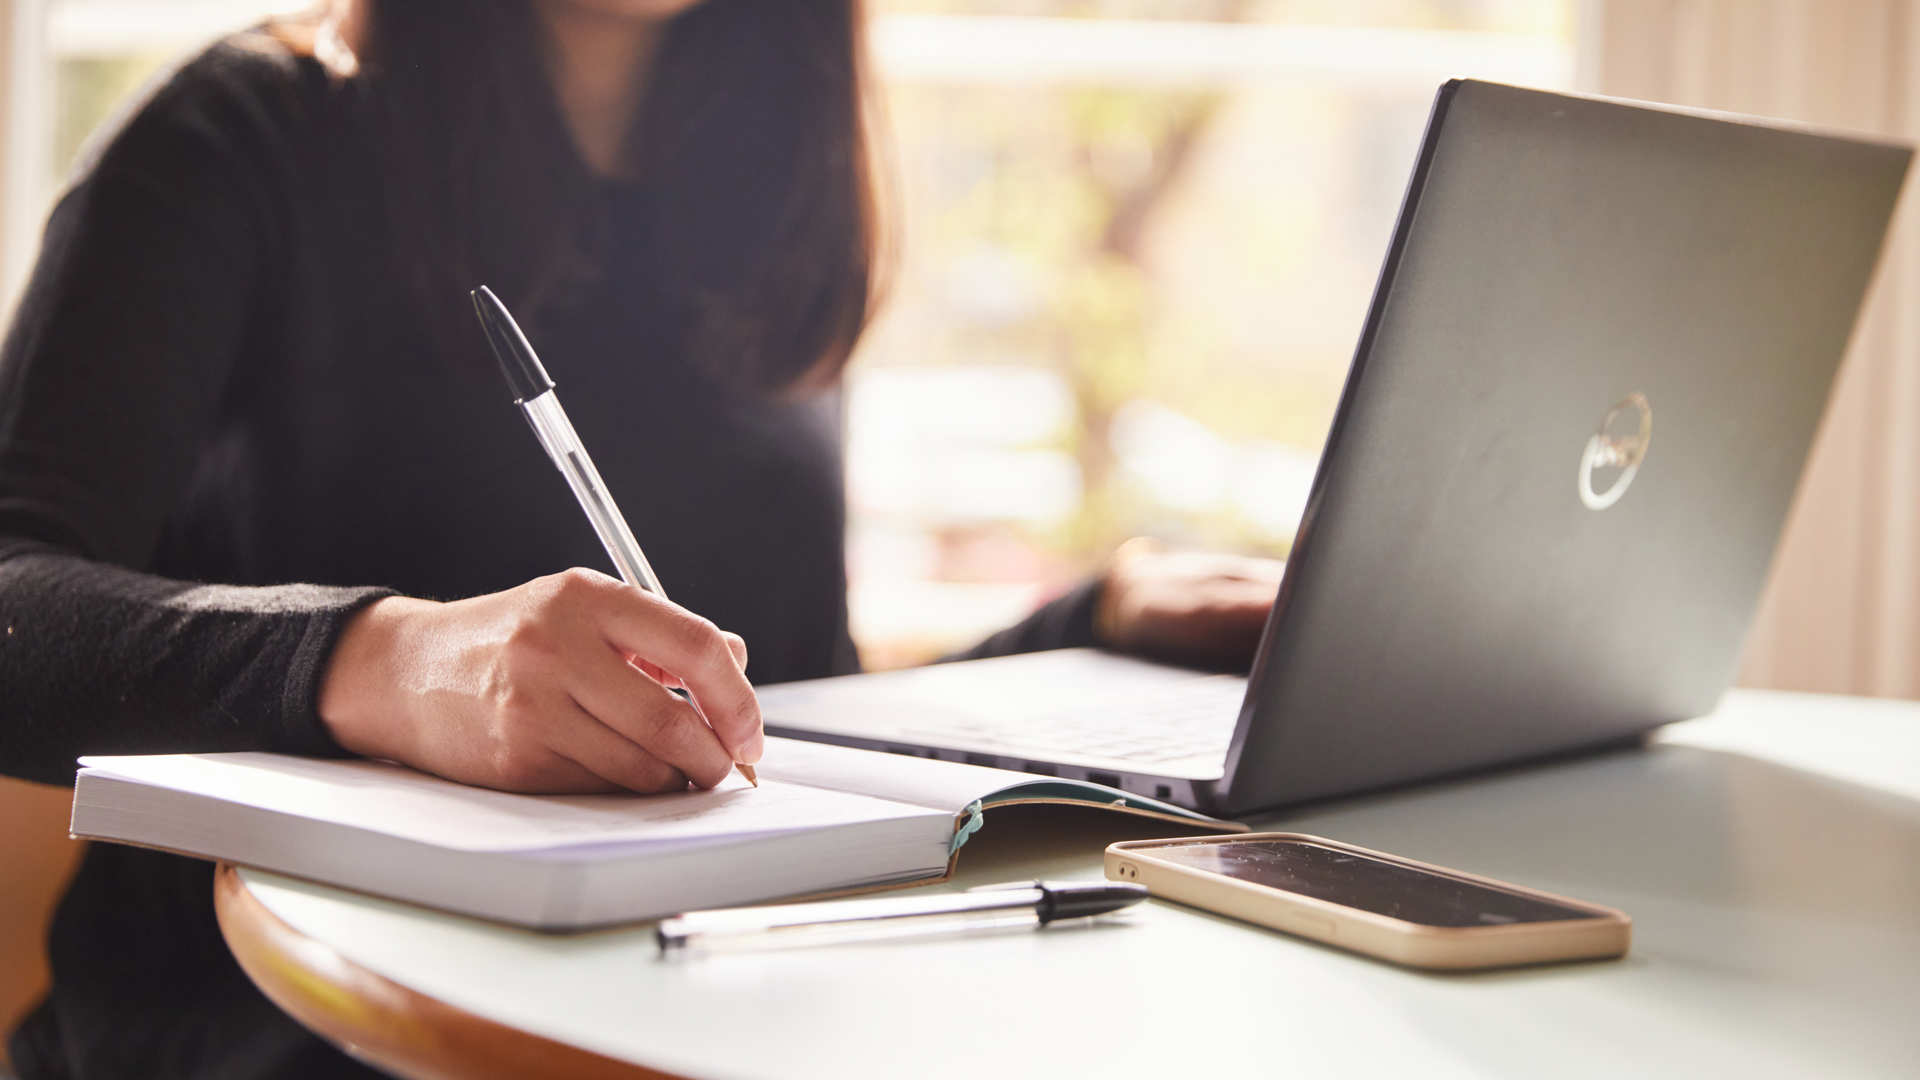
[{"xmin": 892, "ymin": 674, "xmax": 1245, "ymax": 767}]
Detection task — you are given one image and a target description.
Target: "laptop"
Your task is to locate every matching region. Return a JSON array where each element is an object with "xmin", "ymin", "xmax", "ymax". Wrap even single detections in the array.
[{"xmin": 760, "ymin": 80, "xmax": 1911, "ymax": 817}]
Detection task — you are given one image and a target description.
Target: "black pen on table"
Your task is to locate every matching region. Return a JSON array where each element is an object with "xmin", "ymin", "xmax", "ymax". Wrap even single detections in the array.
[{"xmin": 470, "ymin": 285, "xmax": 758, "ymax": 788}]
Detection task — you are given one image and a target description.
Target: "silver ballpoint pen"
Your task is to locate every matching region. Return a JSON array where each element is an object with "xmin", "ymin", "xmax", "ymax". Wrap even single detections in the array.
[
  {"xmin": 656, "ymin": 880, "xmax": 1150, "ymax": 954},
  {"xmin": 471, "ymin": 285, "xmax": 756, "ymax": 787}
]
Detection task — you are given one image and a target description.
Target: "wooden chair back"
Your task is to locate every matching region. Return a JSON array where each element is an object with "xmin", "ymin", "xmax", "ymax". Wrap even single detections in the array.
[{"xmin": 0, "ymin": 777, "xmax": 85, "ymax": 1068}]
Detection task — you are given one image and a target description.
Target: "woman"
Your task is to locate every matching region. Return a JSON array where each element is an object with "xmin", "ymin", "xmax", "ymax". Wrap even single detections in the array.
[{"xmin": 0, "ymin": 1, "xmax": 1278, "ymax": 1075}]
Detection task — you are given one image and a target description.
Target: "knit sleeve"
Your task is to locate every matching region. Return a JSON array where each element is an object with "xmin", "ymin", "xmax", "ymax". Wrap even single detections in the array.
[
  {"xmin": 938, "ymin": 577, "xmax": 1105, "ymax": 664},
  {"xmin": 0, "ymin": 46, "xmax": 390, "ymax": 786}
]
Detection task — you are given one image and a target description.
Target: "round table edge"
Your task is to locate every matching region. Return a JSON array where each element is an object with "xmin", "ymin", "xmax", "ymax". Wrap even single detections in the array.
[{"xmin": 214, "ymin": 863, "xmax": 684, "ymax": 1080}]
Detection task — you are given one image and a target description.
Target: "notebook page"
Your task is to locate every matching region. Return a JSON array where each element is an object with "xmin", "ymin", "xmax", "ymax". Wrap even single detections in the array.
[
  {"xmin": 77, "ymin": 752, "xmax": 936, "ymax": 854},
  {"xmin": 754, "ymin": 735, "xmax": 1037, "ymax": 812},
  {"xmin": 753, "ymin": 737, "xmax": 1235, "ymax": 828}
]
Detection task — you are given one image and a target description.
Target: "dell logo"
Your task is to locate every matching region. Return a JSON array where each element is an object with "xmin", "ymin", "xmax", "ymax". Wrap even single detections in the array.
[{"xmin": 1579, "ymin": 393, "xmax": 1652, "ymax": 511}]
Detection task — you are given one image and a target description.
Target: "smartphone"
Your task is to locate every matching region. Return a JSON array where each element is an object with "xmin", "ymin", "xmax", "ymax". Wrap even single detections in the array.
[{"xmin": 1106, "ymin": 833, "xmax": 1629, "ymax": 970}]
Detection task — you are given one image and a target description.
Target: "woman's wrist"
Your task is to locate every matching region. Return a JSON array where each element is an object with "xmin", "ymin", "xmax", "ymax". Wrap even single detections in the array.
[
  {"xmin": 318, "ymin": 595, "xmax": 435, "ymax": 761},
  {"xmin": 1094, "ymin": 537, "xmax": 1161, "ymax": 650}
]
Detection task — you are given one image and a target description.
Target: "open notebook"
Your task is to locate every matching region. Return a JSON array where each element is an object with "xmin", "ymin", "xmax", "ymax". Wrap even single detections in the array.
[{"xmin": 71, "ymin": 736, "xmax": 1236, "ymax": 929}]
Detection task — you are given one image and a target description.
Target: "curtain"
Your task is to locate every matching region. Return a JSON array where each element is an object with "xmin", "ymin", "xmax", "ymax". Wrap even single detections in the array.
[{"xmin": 1580, "ymin": 0, "xmax": 1920, "ymax": 699}]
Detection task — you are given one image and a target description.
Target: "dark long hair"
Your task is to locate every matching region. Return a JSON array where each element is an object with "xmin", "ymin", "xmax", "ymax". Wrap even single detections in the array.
[{"xmin": 289, "ymin": 0, "xmax": 880, "ymax": 392}]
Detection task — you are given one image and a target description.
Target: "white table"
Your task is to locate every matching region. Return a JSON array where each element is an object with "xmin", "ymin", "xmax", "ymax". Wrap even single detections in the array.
[{"xmin": 228, "ymin": 689, "xmax": 1920, "ymax": 1078}]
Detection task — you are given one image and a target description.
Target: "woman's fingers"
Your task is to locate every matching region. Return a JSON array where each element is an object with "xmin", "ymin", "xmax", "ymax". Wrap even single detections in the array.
[
  {"xmin": 636, "ymin": 633, "xmax": 744, "ymax": 693},
  {"xmin": 483, "ymin": 740, "xmax": 626, "ymax": 795},
  {"xmin": 564, "ymin": 574, "xmax": 762, "ymax": 764},
  {"xmin": 544, "ymin": 698, "xmax": 694, "ymax": 794},
  {"xmin": 566, "ymin": 646, "xmax": 735, "ymax": 789},
  {"xmin": 1184, "ymin": 580, "xmax": 1274, "ymax": 657},
  {"xmin": 1098, "ymin": 549, "xmax": 1286, "ymax": 668}
]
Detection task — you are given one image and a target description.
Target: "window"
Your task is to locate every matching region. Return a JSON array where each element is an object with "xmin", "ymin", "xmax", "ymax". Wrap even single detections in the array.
[
  {"xmin": 2, "ymin": 1, "xmax": 315, "ymax": 291},
  {"xmin": 851, "ymin": 1, "xmax": 1571, "ymax": 665}
]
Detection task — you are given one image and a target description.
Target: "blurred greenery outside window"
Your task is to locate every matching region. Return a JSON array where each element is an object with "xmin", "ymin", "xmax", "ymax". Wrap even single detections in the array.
[{"xmin": 35, "ymin": 1, "xmax": 1571, "ymax": 669}]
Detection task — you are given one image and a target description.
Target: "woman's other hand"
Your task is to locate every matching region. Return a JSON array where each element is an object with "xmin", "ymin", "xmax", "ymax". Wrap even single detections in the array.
[
  {"xmin": 317, "ymin": 568, "xmax": 759, "ymax": 794},
  {"xmin": 1094, "ymin": 539, "xmax": 1285, "ymax": 670}
]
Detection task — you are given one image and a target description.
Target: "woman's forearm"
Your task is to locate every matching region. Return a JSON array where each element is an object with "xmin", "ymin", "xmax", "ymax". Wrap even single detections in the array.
[{"xmin": 0, "ymin": 541, "xmax": 391, "ymax": 786}]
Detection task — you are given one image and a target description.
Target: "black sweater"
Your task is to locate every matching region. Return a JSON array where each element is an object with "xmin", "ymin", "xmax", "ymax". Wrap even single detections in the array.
[{"xmin": 0, "ymin": 33, "xmax": 1095, "ymax": 1078}]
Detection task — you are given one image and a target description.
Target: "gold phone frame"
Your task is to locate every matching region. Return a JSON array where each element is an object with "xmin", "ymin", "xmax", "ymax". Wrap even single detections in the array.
[{"xmin": 1106, "ymin": 832, "xmax": 1630, "ymax": 971}]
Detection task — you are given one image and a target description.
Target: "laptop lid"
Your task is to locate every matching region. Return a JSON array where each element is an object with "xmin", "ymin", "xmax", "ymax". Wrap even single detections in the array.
[{"xmin": 1206, "ymin": 80, "xmax": 1910, "ymax": 815}]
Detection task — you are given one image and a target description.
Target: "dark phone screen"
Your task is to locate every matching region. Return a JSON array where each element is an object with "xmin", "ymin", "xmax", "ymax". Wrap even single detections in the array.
[{"xmin": 1148, "ymin": 839, "xmax": 1597, "ymax": 927}]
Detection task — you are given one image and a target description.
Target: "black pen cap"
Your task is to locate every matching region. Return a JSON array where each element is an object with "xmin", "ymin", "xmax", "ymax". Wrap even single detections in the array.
[
  {"xmin": 1035, "ymin": 881, "xmax": 1149, "ymax": 924},
  {"xmin": 471, "ymin": 285, "xmax": 556, "ymax": 403}
]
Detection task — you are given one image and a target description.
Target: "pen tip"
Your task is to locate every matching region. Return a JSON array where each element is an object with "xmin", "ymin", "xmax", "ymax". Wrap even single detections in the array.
[{"xmin": 739, "ymin": 763, "xmax": 758, "ymax": 788}]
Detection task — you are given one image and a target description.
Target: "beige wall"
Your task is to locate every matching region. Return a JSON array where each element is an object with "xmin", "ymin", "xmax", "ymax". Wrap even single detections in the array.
[
  {"xmin": 1582, "ymin": 0, "xmax": 1920, "ymax": 699},
  {"xmin": 0, "ymin": 0, "xmax": 44, "ymax": 305}
]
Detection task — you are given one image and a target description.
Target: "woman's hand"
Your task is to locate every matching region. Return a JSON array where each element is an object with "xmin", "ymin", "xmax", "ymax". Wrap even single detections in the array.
[
  {"xmin": 317, "ymin": 567, "xmax": 760, "ymax": 794},
  {"xmin": 1094, "ymin": 539, "xmax": 1286, "ymax": 670}
]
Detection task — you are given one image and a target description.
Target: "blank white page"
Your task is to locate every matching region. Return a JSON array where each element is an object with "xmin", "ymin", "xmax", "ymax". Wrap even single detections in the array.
[{"xmin": 754, "ymin": 736, "xmax": 1037, "ymax": 811}]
